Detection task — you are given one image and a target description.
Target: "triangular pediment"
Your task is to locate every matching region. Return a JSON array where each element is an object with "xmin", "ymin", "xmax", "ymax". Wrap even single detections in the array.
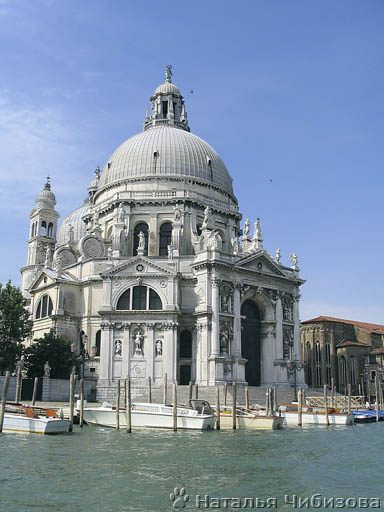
[
  {"xmin": 29, "ymin": 268, "xmax": 79, "ymax": 292},
  {"xmin": 235, "ymin": 251, "xmax": 286, "ymax": 277},
  {"xmin": 100, "ymin": 256, "xmax": 176, "ymax": 279}
]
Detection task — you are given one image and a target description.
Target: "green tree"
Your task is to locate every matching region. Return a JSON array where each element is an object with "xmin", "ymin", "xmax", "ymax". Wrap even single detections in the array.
[
  {"xmin": 0, "ymin": 280, "xmax": 32, "ymax": 374},
  {"xmin": 23, "ymin": 331, "xmax": 78, "ymax": 379}
]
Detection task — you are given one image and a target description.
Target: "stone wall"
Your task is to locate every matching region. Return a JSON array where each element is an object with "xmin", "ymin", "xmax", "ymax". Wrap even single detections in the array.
[{"xmin": 0, "ymin": 376, "xmax": 17, "ymax": 401}]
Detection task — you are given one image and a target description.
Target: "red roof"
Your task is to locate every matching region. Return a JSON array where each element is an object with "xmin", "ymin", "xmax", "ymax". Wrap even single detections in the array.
[
  {"xmin": 336, "ymin": 340, "xmax": 370, "ymax": 348},
  {"xmin": 302, "ymin": 316, "xmax": 384, "ymax": 334}
]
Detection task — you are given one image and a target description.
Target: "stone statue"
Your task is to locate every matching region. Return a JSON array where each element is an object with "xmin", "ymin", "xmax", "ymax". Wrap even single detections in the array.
[
  {"xmin": 117, "ymin": 203, "xmax": 124, "ymax": 223},
  {"xmin": 44, "ymin": 245, "xmax": 52, "ymax": 268},
  {"xmin": 173, "ymin": 205, "xmax": 181, "ymax": 221},
  {"xmin": 165, "ymin": 64, "xmax": 173, "ymax": 82},
  {"xmin": 114, "ymin": 339, "xmax": 122, "ymax": 356},
  {"xmin": 137, "ymin": 231, "xmax": 145, "ymax": 255},
  {"xmin": 220, "ymin": 330, "xmax": 230, "ymax": 355},
  {"xmin": 155, "ymin": 339, "xmax": 163, "ymax": 357},
  {"xmin": 275, "ymin": 248, "xmax": 281, "ymax": 264},
  {"xmin": 231, "ymin": 237, "xmax": 240, "ymax": 256},
  {"xmin": 134, "ymin": 332, "xmax": 144, "ymax": 356},
  {"xmin": 243, "ymin": 218, "xmax": 250, "ymax": 237},
  {"xmin": 254, "ymin": 218, "xmax": 262, "ymax": 240},
  {"xmin": 44, "ymin": 361, "xmax": 51, "ymax": 377},
  {"xmin": 202, "ymin": 206, "xmax": 211, "ymax": 229},
  {"xmin": 290, "ymin": 253, "xmax": 298, "ymax": 270}
]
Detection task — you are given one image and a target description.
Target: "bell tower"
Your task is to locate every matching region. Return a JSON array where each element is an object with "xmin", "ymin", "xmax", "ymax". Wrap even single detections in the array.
[{"xmin": 21, "ymin": 177, "xmax": 60, "ymax": 298}]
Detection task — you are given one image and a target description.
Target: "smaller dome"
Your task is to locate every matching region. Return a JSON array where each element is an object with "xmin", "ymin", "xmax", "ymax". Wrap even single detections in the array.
[
  {"xmin": 36, "ymin": 181, "xmax": 56, "ymax": 209},
  {"xmin": 57, "ymin": 203, "xmax": 88, "ymax": 246},
  {"xmin": 154, "ymin": 82, "xmax": 180, "ymax": 96}
]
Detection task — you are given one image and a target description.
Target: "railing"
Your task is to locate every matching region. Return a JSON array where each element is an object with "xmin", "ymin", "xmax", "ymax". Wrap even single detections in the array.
[{"xmin": 306, "ymin": 396, "xmax": 365, "ymax": 409}]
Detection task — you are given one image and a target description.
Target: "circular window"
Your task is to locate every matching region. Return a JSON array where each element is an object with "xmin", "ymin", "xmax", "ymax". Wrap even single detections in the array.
[
  {"xmin": 257, "ymin": 262, "xmax": 262, "ymax": 269},
  {"xmin": 136, "ymin": 264, "xmax": 144, "ymax": 272}
]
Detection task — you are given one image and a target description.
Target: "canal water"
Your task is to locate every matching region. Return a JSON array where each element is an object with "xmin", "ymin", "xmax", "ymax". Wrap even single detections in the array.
[{"xmin": 1, "ymin": 422, "xmax": 383, "ymax": 511}]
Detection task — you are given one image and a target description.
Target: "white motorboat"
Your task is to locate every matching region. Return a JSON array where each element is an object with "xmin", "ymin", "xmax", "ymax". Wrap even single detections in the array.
[
  {"xmin": 215, "ymin": 406, "xmax": 284, "ymax": 430},
  {"xmin": 279, "ymin": 405, "xmax": 354, "ymax": 426},
  {"xmin": 1, "ymin": 404, "xmax": 70, "ymax": 434},
  {"xmin": 83, "ymin": 399, "xmax": 216, "ymax": 430}
]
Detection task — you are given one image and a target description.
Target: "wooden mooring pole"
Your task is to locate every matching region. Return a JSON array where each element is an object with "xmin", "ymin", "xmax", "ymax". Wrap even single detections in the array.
[
  {"xmin": 324, "ymin": 385, "xmax": 329, "ymax": 426},
  {"xmin": 173, "ymin": 383, "xmax": 177, "ymax": 432},
  {"xmin": 15, "ymin": 366, "xmax": 22, "ymax": 403},
  {"xmin": 194, "ymin": 383, "xmax": 198, "ymax": 399},
  {"xmin": 116, "ymin": 379, "xmax": 120, "ymax": 430},
  {"xmin": 147, "ymin": 376, "xmax": 152, "ymax": 403},
  {"xmin": 126, "ymin": 377, "xmax": 132, "ymax": 433},
  {"xmin": 79, "ymin": 378, "xmax": 84, "ymax": 428},
  {"xmin": 163, "ymin": 373, "xmax": 167, "ymax": 404},
  {"xmin": 232, "ymin": 382, "xmax": 237, "ymax": 430},
  {"xmin": 223, "ymin": 382, "xmax": 227, "ymax": 406},
  {"xmin": 188, "ymin": 380, "xmax": 193, "ymax": 401},
  {"xmin": 215, "ymin": 386, "xmax": 220, "ymax": 430},
  {"xmin": 31, "ymin": 377, "xmax": 39, "ymax": 406},
  {"xmin": 331, "ymin": 377, "xmax": 335, "ymax": 408},
  {"xmin": 0, "ymin": 371, "xmax": 10, "ymax": 433},
  {"xmin": 69, "ymin": 374, "xmax": 75, "ymax": 433},
  {"xmin": 297, "ymin": 389, "xmax": 303, "ymax": 427},
  {"xmin": 245, "ymin": 385, "xmax": 249, "ymax": 410}
]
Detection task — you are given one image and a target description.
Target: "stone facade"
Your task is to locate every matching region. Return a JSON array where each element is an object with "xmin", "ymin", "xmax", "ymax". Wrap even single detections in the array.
[
  {"xmin": 21, "ymin": 71, "xmax": 305, "ymax": 397},
  {"xmin": 301, "ymin": 316, "xmax": 384, "ymax": 395}
]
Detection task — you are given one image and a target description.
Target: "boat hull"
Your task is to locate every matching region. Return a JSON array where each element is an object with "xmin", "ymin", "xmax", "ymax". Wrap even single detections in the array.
[
  {"xmin": 2, "ymin": 413, "xmax": 70, "ymax": 434},
  {"xmin": 281, "ymin": 412, "xmax": 354, "ymax": 426},
  {"xmin": 83, "ymin": 405, "xmax": 215, "ymax": 430},
  {"xmin": 218, "ymin": 413, "xmax": 283, "ymax": 430}
]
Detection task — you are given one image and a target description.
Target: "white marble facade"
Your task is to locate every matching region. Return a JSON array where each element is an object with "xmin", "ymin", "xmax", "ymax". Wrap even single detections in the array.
[{"xmin": 21, "ymin": 68, "xmax": 305, "ymax": 394}]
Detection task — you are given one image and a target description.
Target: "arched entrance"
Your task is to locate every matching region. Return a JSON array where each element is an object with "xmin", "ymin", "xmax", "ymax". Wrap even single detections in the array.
[
  {"xmin": 241, "ymin": 299, "xmax": 261, "ymax": 386},
  {"xmin": 178, "ymin": 330, "xmax": 192, "ymax": 385}
]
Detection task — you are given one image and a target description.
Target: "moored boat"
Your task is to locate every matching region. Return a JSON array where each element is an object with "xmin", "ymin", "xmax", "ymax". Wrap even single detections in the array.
[
  {"xmin": 83, "ymin": 399, "xmax": 216, "ymax": 430},
  {"xmin": 1, "ymin": 403, "xmax": 70, "ymax": 434},
  {"xmin": 279, "ymin": 404, "xmax": 354, "ymax": 426},
  {"xmin": 217, "ymin": 407, "xmax": 284, "ymax": 430}
]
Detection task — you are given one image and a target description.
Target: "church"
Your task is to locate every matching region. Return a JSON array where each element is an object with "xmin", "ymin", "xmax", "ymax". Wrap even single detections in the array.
[{"xmin": 20, "ymin": 67, "xmax": 305, "ymax": 400}]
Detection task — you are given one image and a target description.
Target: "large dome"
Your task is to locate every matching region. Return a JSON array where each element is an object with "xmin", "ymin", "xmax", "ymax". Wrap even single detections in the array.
[
  {"xmin": 98, "ymin": 125, "xmax": 233, "ymax": 194},
  {"xmin": 57, "ymin": 204, "xmax": 88, "ymax": 246}
]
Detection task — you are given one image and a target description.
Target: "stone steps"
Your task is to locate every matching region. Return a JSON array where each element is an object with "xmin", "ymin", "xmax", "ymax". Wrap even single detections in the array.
[{"xmin": 132, "ymin": 385, "xmax": 325, "ymax": 406}]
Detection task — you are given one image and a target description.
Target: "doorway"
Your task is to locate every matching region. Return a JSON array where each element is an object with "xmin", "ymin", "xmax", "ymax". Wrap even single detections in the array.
[{"xmin": 241, "ymin": 299, "xmax": 261, "ymax": 386}]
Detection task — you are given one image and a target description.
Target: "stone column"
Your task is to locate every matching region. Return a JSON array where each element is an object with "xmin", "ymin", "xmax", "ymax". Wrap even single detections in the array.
[
  {"xmin": 275, "ymin": 295, "xmax": 284, "ymax": 359},
  {"xmin": 99, "ymin": 325, "xmax": 113, "ymax": 380},
  {"xmin": 146, "ymin": 324, "xmax": 155, "ymax": 381},
  {"xmin": 122, "ymin": 324, "xmax": 130, "ymax": 377},
  {"xmin": 210, "ymin": 277, "xmax": 220, "ymax": 356},
  {"xmin": 101, "ymin": 279, "xmax": 113, "ymax": 311},
  {"xmin": 293, "ymin": 295, "xmax": 305, "ymax": 384},
  {"xmin": 233, "ymin": 284, "xmax": 242, "ymax": 357}
]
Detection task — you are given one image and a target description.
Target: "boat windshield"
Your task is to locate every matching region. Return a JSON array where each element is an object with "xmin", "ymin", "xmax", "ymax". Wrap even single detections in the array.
[{"xmin": 189, "ymin": 400, "xmax": 212, "ymax": 415}]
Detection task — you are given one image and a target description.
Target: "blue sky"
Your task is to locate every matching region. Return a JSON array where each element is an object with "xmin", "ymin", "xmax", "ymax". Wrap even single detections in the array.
[{"xmin": 0, "ymin": 0, "xmax": 383, "ymax": 323}]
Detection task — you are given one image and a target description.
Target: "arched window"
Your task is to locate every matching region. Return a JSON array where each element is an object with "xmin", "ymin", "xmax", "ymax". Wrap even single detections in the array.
[
  {"xmin": 95, "ymin": 330, "xmax": 101, "ymax": 357},
  {"xmin": 306, "ymin": 341, "xmax": 312, "ymax": 387},
  {"xmin": 133, "ymin": 223, "xmax": 148, "ymax": 256},
  {"xmin": 180, "ymin": 330, "xmax": 192, "ymax": 358},
  {"xmin": 340, "ymin": 356, "xmax": 347, "ymax": 385},
  {"xmin": 159, "ymin": 222, "xmax": 172, "ymax": 256},
  {"xmin": 35, "ymin": 294, "xmax": 53, "ymax": 319},
  {"xmin": 41, "ymin": 221, "xmax": 47, "ymax": 236},
  {"xmin": 116, "ymin": 286, "xmax": 162, "ymax": 311},
  {"xmin": 315, "ymin": 341, "xmax": 321, "ymax": 387},
  {"xmin": 325, "ymin": 343, "xmax": 331, "ymax": 386},
  {"xmin": 350, "ymin": 356, "xmax": 356, "ymax": 386},
  {"xmin": 48, "ymin": 222, "xmax": 53, "ymax": 237}
]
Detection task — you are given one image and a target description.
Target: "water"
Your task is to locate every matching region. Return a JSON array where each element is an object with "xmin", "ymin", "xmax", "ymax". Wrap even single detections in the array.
[{"xmin": 1, "ymin": 423, "xmax": 383, "ymax": 511}]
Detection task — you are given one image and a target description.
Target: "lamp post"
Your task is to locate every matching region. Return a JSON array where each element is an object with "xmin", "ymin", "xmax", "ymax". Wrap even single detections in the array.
[{"xmin": 286, "ymin": 359, "xmax": 303, "ymax": 403}]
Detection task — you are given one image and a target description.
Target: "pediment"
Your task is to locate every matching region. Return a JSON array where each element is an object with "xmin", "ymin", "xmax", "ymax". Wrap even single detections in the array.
[
  {"xmin": 29, "ymin": 269, "xmax": 57, "ymax": 291},
  {"xmin": 235, "ymin": 251, "xmax": 286, "ymax": 277},
  {"xmin": 29, "ymin": 268, "xmax": 79, "ymax": 292},
  {"xmin": 101, "ymin": 256, "xmax": 176, "ymax": 279}
]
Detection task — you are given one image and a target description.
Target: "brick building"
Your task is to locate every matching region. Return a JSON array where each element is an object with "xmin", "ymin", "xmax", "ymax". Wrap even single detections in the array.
[{"xmin": 301, "ymin": 316, "xmax": 384, "ymax": 395}]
